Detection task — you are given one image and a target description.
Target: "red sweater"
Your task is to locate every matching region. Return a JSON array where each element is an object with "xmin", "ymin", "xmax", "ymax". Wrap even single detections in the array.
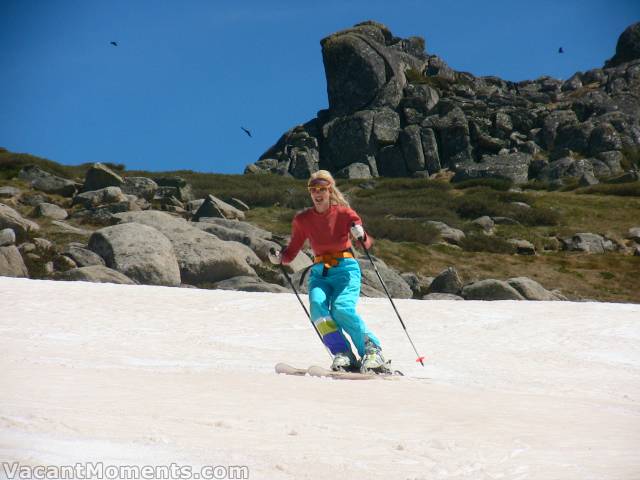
[{"xmin": 281, "ymin": 205, "xmax": 373, "ymax": 264}]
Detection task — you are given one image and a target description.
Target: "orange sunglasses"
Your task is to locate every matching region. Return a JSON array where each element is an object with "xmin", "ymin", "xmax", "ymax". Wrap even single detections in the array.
[{"xmin": 308, "ymin": 186, "xmax": 330, "ymax": 194}]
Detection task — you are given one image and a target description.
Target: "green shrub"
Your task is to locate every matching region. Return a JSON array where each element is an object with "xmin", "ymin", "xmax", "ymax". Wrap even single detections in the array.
[
  {"xmin": 352, "ymin": 183, "xmax": 457, "ymax": 224},
  {"xmin": 361, "ymin": 216, "xmax": 440, "ymax": 245},
  {"xmin": 453, "ymin": 188, "xmax": 561, "ymax": 226},
  {"xmin": 512, "ymin": 206, "xmax": 561, "ymax": 226},
  {"xmin": 453, "ymin": 178, "xmax": 513, "ymax": 191},
  {"xmin": 453, "ymin": 194, "xmax": 504, "ymax": 219},
  {"xmin": 0, "ymin": 150, "xmax": 86, "ymax": 180},
  {"xmin": 576, "ymin": 183, "xmax": 640, "ymax": 197},
  {"xmin": 522, "ymin": 180, "xmax": 552, "ymax": 191},
  {"xmin": 355, "ymin": 177, "xmax": 451, "ymax": 194},
  {"xmin": 621, "ymin": 147, "xmax": 640, "ymax": 170},
  {"xmin": 459, "ymin": 233, "xmax": 517, "ymax": 253}
]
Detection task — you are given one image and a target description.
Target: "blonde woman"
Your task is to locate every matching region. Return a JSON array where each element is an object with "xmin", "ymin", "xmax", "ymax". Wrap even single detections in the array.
[{"xmin": 270, "ymin": 170, "xmax": 387, "ymax": 373}]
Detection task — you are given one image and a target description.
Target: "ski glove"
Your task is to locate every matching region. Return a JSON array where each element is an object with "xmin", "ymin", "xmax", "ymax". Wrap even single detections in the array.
[
  {"xmin": 268, "ymin": 248, "xmax": 282, "ymax": 265},
  {"xmin": 350, "ymin": 223, "xmax": 365, "ymax": 241}
]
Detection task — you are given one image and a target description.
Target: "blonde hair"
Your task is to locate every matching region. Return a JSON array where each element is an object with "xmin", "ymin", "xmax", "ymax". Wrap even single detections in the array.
[{"xmin": 308, "ymin": 170, "xmax": 350, "ymax": 208}]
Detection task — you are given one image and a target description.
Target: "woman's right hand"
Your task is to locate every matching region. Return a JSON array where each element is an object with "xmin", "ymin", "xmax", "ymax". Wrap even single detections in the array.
[{"xmin": 268, "ymin": 248, "xmax": 282, "ymax": 265}]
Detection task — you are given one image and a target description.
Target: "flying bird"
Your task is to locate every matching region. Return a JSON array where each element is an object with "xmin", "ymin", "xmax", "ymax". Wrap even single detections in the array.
[
  {"xmin": 558, "ymin": 47, "xmax": 564, "ymax": 54},
  {"xmin": 110, "ymin": 41, "xmax": 118, "ymax": 47},
  {"xmin": 241, "ymin": 126, "xmax": 252, "ymax": 138}
]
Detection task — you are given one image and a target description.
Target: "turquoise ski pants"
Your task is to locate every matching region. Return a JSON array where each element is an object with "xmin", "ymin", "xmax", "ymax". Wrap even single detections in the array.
[{"xmin": 308, "ymin": 258, "xmax": 380, "ymax": 357}]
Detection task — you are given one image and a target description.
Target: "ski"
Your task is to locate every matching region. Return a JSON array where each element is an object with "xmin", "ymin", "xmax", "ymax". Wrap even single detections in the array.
[
  {"xmin": 275, "ymin": 362, "xmax": 308, "ymax": 376},
  {"xmin": 307, "ymin": 365, "xmax": 400, "ymax": 380},
  {"xmin": 274, "ymin": 363, "xmax": 402, "ymax": 380}
]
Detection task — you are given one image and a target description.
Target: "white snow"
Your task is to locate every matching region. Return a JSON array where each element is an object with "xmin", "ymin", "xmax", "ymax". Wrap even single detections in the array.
[{"xmin": 1, "ymin": 276, "xmax": 639, "ymax": 479}]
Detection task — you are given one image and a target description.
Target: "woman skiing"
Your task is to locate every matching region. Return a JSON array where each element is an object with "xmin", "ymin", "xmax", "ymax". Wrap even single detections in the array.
[{"xmin": 269, "ymin": 170, "xmax": 387, "ymax": 373}]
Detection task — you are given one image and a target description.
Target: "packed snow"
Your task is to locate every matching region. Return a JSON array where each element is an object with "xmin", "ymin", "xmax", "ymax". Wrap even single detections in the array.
[{"xmin": 1, "ymin": 277, "xmax": 639, "ymax": 479}]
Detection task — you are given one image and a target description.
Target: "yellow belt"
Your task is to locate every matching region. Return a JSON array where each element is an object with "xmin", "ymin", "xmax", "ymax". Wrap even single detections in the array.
[{"xmin": 314, "ymin": 251, "xmax": 354, "ymax": 268}]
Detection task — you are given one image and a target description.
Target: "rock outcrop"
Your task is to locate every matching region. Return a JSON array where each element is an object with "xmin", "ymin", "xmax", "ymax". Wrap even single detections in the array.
[{"xmin": 246, "ymin": 21, "xmax": 640, "ymax": 184}]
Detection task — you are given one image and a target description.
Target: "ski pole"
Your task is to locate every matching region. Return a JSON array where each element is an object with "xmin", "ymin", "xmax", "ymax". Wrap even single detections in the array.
[
  {"xmin": 271, "ymin": 249, "xmax": 333, "ymax": 359},
  {"xmin": 354, "ymin": 228, "xmax": 426, "ymax": 367}
]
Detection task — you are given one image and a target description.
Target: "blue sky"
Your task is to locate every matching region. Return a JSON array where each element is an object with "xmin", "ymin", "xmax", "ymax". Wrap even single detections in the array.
[{"xmin": 1, "ymin": 0, "xmax": 637, "ymax": 174}]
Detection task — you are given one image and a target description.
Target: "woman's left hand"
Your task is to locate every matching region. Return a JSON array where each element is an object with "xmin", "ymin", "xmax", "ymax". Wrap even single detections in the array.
[{"xmin": 350, "ymin": 223, "xmax": 365, "ymax": 240}]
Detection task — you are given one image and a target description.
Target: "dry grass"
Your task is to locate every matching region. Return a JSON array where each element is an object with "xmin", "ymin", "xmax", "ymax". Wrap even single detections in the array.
[{"xmin": 373, "ymin": 240, "xmax": 640, "ymax": 303}]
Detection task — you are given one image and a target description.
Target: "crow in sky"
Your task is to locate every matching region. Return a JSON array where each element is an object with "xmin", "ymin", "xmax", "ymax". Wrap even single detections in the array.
[
  {"xmin": 241, "ymin": 126, "xmax": 252, "ymax": 138},
  {"xmin": 110, "ymin": 41, "xmax": 118, "ymax": 47},
  {"xmin": 558, "ymin": 47, "xmax": 564, "ymax": 54}
]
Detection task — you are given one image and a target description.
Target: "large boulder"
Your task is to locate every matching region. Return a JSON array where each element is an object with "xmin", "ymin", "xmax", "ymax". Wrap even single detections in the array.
[
  {"xmin": 453, "ymin": 152, "xmax": 532, "ymax": 185},
  {"xmin": 422, "ymin": 104, "xmax": 473, "ymax": 168},
  {"xmin": 31, "ymin": 175, "xmax": 78, "ymax": 197},
  {"xmin": 589, "ymin": 123, "xmax": 623, "ymax": 155},
  {"xmin": 605, "ymin": 22, "xmax": 640, "ymax": 67},
  {"xmin": 73, "ymin": 186, "xmax": 129, "ymax": 209},
  {"xmin": 194, "ymin": 220, "xmax": 288, "ymax": 264},
  {"xmin": 427, "ymin": 267, "xmax": 463, "ymax": 295},
  {"xmin": 321, "ymin": 25, "xmax": 392, "ymax": 115},
  {"xmin": 372, "ymin": 108, "xmax": 401, "ymax": 145},
  {"xmin": 51, "ymin": 220, "xmax": 92, "ymax": 236},
  {"xmin": 0, "ymin": 228, "xmax": 16, "ymax": 246},
  {"xmin": 196, "ymin": 217, "xmax": 273, "ymax": 239},
  {"xmin": 54, "ymin": 265, "xmax": 136, "ymax": 285},
  {"xmin": 0, "ymin": 186, "xmax": 21, "ymax": 199},
  {"xmin": 83, "ymin": 163, "xmax": 124, "ymax": 192},
  {"xmin": 288, "ymin": 146, "xmax": 320, "ymax": 178},
  {"xmin": 0, "ymin": 245, "xmax": 29, "ymax": 278},
  {"xmin": 422, "ymin": 292, "xmax": 464, "ymax": 301},
  {"xmin": 508, "ymin": 239, "xmax": 536, "ymax": 255},
  {"xmin": 507, "ymin": 277, "xmax": 559, "ymax": 301},
  {"xmin": 113, "ymin": 211, "xmax": 260, "ymax": 285},
  {"xmin": 193, "ymin": 194, "xmax": 245, "ymax": 221},
  {"xmin": 62, "ymin": 245, "xmax": 106, "ymax": 267},
  {"xmin": 461, "ymin": 279, "xmax": 525, "ymax": 300},
  {"xmin": 88, "ymin": 223, "xmax": 181, "ymax": 286},
  {"xmin": 425, "ymin": 221, "xmax": 465, "ymax": 245},
  {"xmin": 561, "ymin": 233, "xmax": 617, "ymax": 254},
  {"xmin": 121, "ymin": 177, "xmax": 158, "ymax": 200},
  {"xmin": 357, "ymin": 256, "xmax": 412, "ymax": 299},
  {"xmin": 376, "ymin": 145, "xmax": 407, "ymax": 177},
  {"xmin": 153, "ymin": 177, "xmax": 195, "ymax": 202},
  {"xmin": 537, "ymin": 157, "xmax": 595, "ymax": 181},
  {"xmin": 552, "ymin": 121, "xmax": 594, "ymax": 156},
  {"xmin": 33, "ymin": 203, "xmax": 68, "ymax": 220},
  {"xmin": 335, "ymin": 162, "xmax": 373, "ymax": 179},
  {"xmin": 541, "ymin": 110, "xmax": 578, "ymax": 150},
  {"xmin": 213, "ymin": 276, "xmax": 289, "ymax": 293},
  {"xmin": 399, "ymin": 125, "xmax": 425, "ymax": 173},
  {"xmin": 18, "ymin": 165, "xmax": 77, "ymax": 197},
  {"xmin": 322, "ymin": 111, "xmax": 376, "ymax": 169},
  {"xmin": 596, "ymin": 151, "xmax": 624, "ymax": 175},
  {"xmin": 0, "ymin": 203, "xmax": 40, "ymax": 241},
  {"xmin": 420, "ymin": 127, "xmax": 441, "ymax": 173}
]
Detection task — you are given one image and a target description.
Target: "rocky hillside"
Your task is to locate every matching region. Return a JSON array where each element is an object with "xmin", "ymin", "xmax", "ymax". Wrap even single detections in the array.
[
  {"xmin": 1, "ymin": 151, "xmax": 639, "ymax": 302},
  {"xmin": 245, "ymin": 21, "xmax": 640, "ymax": 186}
]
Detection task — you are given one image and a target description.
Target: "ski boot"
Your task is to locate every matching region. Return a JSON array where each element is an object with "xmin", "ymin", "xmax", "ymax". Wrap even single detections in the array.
[
  {"xmin": 331, "ymin": 351, "xmax": 358, "ymax": 372},
  {"xmin": 360, "ymin": 339, "xmax": 391, "ymax": 374}
]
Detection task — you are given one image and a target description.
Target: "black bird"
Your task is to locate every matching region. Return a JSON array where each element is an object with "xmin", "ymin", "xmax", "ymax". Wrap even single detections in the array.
[
  {"xmin": 558, "ymin": 47, "xmax": 564, "ymax": 54},
  {"xmin": 110, "ymin": 41, "xmax": 118, "ymax": 47},
  {"xmin": 240, "ymin": 126, "xmax": 252, "ymax": 138}
]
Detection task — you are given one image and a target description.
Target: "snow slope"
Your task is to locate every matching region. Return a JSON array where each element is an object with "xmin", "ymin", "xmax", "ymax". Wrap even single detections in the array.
[{"xmin": 1, "ymin": 277, "xmax": 639, "ymax": 479}]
